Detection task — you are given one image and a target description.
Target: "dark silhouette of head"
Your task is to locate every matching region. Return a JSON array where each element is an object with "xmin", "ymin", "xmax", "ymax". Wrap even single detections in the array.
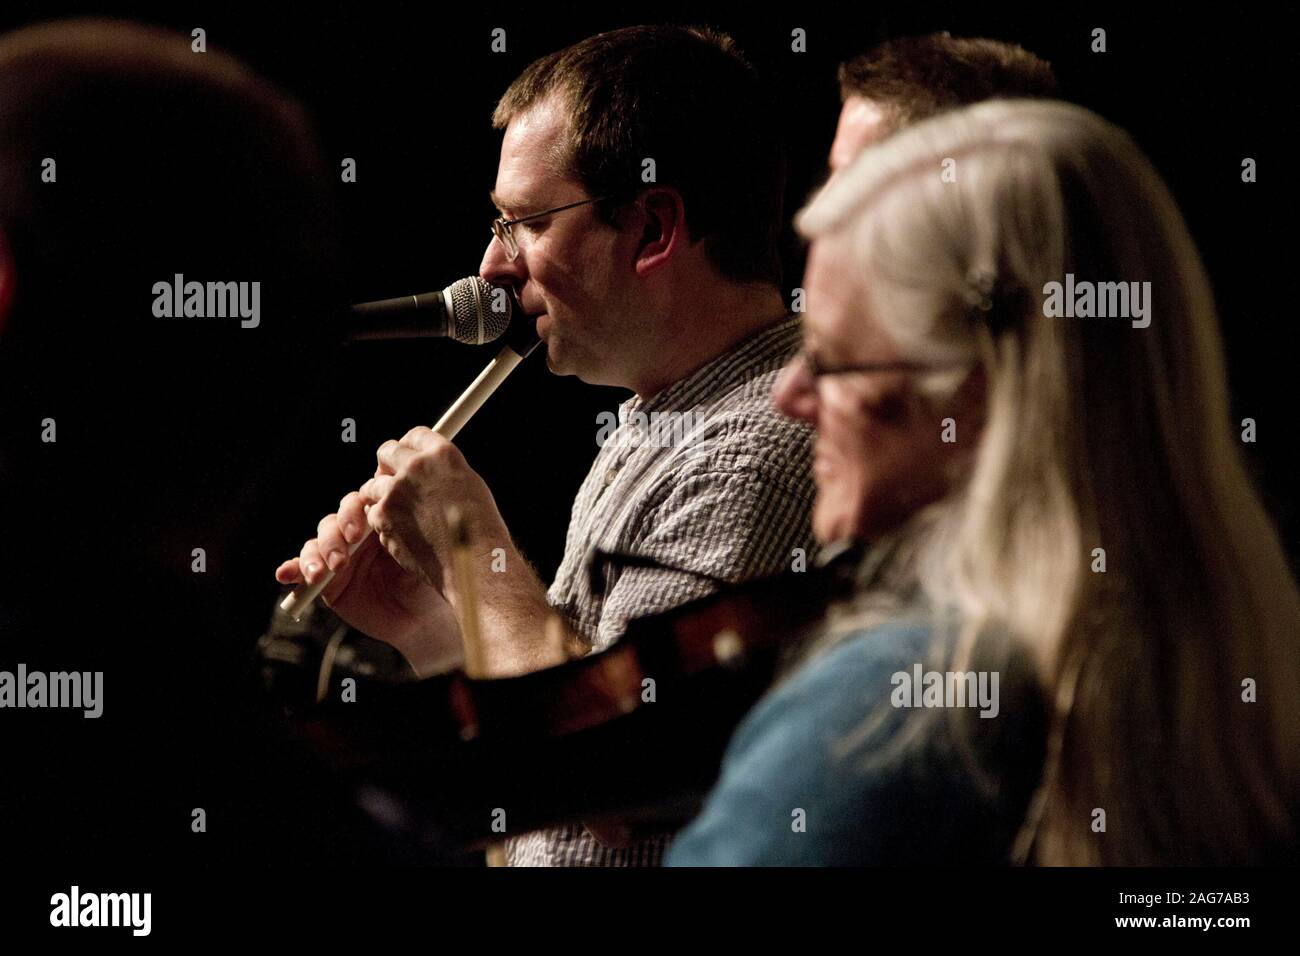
[{"xmin": 0, "ymin": 18, "xmax": 358, "ymax": 863}]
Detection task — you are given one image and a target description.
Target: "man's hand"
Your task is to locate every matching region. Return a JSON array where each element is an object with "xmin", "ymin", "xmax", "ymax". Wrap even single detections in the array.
[
  {"xmin": 275, "ymin": 426, "xmax": 564, "ymax": 677},
  {"xmin": 274, "ymin": 489, "xmax": 463, "ymax": 677},
  {"xmin": 359, "ymin": 426, "xmax": 510, "ymax": 601}
]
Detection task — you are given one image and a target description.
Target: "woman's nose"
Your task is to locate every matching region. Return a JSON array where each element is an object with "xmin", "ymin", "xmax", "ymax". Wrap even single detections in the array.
[{"xmin": 773, "ymin": 355, "xmax": 818, "ymax": 424}]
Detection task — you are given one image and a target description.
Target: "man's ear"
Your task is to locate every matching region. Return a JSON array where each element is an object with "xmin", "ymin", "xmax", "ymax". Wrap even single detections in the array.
[
  {"xmin": 633, "ymin": 187, "xmax": 686, "ymax": 278},
  {"xmin": 0, "ymin": 224, "xmax": 14, "ymax": 335}
]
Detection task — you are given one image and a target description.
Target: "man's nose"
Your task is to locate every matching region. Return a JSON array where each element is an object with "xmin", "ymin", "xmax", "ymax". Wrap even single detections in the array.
[
  {"xmin": 773, "ymin": 356, "xmax": 818, "ymax": 424},
  {"xmin": 479, "ymin": 234, "xmax": 526, "ymax": 289}
]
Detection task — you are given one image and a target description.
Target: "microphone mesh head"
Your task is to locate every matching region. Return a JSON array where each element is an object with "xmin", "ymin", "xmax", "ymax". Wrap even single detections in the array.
[{"xmin": 445, "ymin": 276, "xmax": 512, "ymax": 345}]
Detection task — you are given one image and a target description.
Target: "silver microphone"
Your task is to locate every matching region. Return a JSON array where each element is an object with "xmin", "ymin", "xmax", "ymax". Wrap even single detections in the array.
[{"xmin": 348, "ymin": 276, "xmax": 512, "ymax": 344}]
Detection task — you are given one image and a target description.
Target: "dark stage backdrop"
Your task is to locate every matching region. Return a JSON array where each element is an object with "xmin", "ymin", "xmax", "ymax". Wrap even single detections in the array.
[{"xmin": 0, "ymin": 1, "xmax": 1294, "ymax": 866}]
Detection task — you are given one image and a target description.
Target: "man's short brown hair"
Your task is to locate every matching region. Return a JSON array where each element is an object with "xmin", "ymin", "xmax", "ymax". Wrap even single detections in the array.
[
  {"xmin": 493, "ymin": 25, "xmax": 786, "ymax": 286},
  {"xmin": 839, "ymin": 33, "xmax": 1058, "ymax": 133}
]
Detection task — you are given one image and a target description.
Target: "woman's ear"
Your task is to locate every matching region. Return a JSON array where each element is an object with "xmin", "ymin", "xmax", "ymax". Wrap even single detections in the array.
[
  {"xmin": 0, "ymin": 225, "xmax": 14, "ymax": 335},
  {"xmin": 634, "ymin": 187, "xmax": 686, "ymax": 278}
]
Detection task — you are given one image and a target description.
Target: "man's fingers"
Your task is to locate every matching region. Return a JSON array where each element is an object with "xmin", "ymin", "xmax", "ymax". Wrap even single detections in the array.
[
  {"xmin": 338, "ymin": 492, "xmax": 368, "ymax": 544},
  {"xmin": 401, "ymin": 425, "xmax": 440, "ymax": 449},
  {"xmin": 315, "ymin": 513, "xmax": 349, "ymax": 571},
  {"xmin": 376, "ymin": 438, "xmax": 414, "ymax": 475},
  {"xmin": 358, "ymin": 474, "xmax": 395, "ymax": 508},
  {"xmin": 275, "ymin": 557, "xmax": 304, "ymax": 584},
  {"xmin": 298, "ymin": 538, "xmax": 326, "ymax": 583}
]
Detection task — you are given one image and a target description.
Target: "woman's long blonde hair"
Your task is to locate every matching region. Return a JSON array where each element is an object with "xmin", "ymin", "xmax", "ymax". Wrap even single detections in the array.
[{"xmin": 798, "ymin": 99, "xmax": 1299, "ymax": 864}]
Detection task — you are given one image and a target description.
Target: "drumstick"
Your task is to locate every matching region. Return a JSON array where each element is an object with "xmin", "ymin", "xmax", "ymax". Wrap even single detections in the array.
[
  {"xmin": 279, "ymin": 336, "xmax": 538, "ymax": 621},
  {"xmin": 443, "ymin": 504, "xmax": 508, "ymax": 868},
  {"xmin": 445, "ymin": 504, "xmax": 486, "ymax": 677}
]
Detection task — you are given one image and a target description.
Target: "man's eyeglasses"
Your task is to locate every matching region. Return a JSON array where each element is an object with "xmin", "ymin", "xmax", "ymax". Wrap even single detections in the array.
[
  {"xmin": 490, "ymin": 195, "xmax": 615, "ymax": 262},
  {"xmin": 794, "ymin": 347, "xmax": 967, "ymax": 379}
]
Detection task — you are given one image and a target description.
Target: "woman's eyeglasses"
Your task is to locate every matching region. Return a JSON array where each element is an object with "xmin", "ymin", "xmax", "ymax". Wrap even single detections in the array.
[{"xmin": 794, "ymin": 347, "xmax": 967, "ymax": 379}]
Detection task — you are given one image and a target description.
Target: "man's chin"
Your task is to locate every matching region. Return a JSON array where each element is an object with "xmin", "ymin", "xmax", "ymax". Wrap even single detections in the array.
[
  {"xmin": 541, "ymin": 339, "xmax": 611, "ymax": 385},
  {"xmin": 542, "ymin": 343, "xmax": 569, "ymax": 376}
]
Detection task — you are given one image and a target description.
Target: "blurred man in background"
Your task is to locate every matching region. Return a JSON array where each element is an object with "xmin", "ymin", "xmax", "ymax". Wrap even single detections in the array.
[
  {"xmin": 829, "ymin": 33, "xmax": 1057, "ymax": 172},
  {"xmin": 0, "ymin": 18, "xmax": 367, "ymax": 864}
]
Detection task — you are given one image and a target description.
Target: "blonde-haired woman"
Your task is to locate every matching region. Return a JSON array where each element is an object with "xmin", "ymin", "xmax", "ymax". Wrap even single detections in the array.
[{"xmin": 666, "ymin": 99, "xmax": 1300, "ymax": 866}]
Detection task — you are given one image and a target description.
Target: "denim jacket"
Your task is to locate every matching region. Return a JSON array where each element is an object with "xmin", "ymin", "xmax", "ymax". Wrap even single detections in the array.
[{"xmin": 666, "ymin": 618, "xmax": 1048, "ymax": 866}]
